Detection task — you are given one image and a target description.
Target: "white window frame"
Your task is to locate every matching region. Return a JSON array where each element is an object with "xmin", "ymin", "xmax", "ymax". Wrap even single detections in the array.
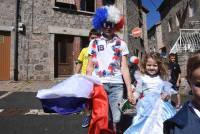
[
  {"xmin": 188, "ymin": 1, "xmax": 194, "ymax": 17},
  {"xmin": 168, "ymin": 20, "xmax": 172, "ymax": 32},
  {"xmin": 175, "ymin": 14, "xmax": 180, "ymax": 27}
]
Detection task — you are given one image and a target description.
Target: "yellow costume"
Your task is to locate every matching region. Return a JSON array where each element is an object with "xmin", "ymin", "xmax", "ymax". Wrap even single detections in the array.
[{"xmin": 78, "ymin": 47, "xmax": 89, "ymax": 75}]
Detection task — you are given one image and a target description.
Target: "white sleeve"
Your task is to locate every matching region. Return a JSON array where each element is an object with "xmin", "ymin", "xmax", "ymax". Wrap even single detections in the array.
[
  {"xmin": 88, "ymin": 39, "xmax": 95, "ymax": 55},
  {"xmin": 135, "ymin": 71, "xmax": 143, "ymax": 93},
  {"xmin": 121, "ymin": 40, "xmax": 129, "ymax": 56},
  {"xmin": 162, "ymin": 81, "xmax": 177, "ymax": 95}
]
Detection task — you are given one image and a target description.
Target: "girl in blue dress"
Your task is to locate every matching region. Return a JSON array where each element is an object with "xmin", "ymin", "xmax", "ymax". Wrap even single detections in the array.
[{"xmin": 124, "ymin": 52, "xmax": 177, "ymax": 134}]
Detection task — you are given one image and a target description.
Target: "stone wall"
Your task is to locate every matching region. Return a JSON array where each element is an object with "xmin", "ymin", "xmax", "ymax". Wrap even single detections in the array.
[
  {"xmin": 159, "ymin": 0, "xmax": 200, "ymax": 93},
  {"xmin": 0, "ymin": 0, "xmax": 15, "ymax": 26},
  {"xmin": 0, "ymin": 0, "xmax": 146, "ymax": 80},
  {"xmin": 17, "ymin": 0, "xmax": 94, "ymax": 80},
  {"xmin": 125, "ymin": 0, "xmax": 146, "ymax": 59},
  {"xmin": 160, "ymin": 0, "xmax": 200, "ymax": 52}
]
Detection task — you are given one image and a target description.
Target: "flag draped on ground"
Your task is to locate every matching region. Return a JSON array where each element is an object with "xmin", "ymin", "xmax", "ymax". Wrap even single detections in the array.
[
  {"xmin": 36, "ymin": 74, "xmax": 112, "ymax": 134},
  {"xmin": 36, "ymin": 74, "xmax": 101, "ymax": 114}
]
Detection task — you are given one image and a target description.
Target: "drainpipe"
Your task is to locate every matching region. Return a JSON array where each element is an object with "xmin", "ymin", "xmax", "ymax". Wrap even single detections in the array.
[{"xmin": 14, "ymin": 0, "xmax": 20, "ymax": 81}]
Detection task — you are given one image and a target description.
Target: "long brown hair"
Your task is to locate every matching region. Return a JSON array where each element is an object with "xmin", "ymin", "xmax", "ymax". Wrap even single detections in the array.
[
  {"xmin": 186, "ymin": 53, "xmax": 200, "ymax": 85},
  {"xmin": 140, "ymin": 52, "xmax": 168, "ymax": 80}
]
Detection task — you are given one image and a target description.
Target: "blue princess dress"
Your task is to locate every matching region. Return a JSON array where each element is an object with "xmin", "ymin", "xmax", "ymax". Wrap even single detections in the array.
[{"xmin": 124, "ymin": 74, "xmax": 177, "ymax": 134}]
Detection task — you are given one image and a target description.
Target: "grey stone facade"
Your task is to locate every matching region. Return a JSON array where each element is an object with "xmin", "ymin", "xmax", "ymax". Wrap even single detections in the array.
[
  {"xmin": 148, "ymin": 23, "xmax": 164, "ymax": 53},
  {"xmin": 158, "ymin": 0, "xmax": 200, "ymax": 53},
  {"xmin": 158, "ymin": 0, "xmax": 200, "ymax": 88},
  {"xmin": 0, "ymin": 0, "xmax": 16, "ymax": 80},
  {"xmin": 0, "ymin": 0, "xmax": 15, "ymax": 26},
  {"xmin": 125, "ymin": 0, "xmax": 149, "ymax": 59},
  {"xmin": 0, "ymin": 0, "xmax": 148, "ymax": 80}
]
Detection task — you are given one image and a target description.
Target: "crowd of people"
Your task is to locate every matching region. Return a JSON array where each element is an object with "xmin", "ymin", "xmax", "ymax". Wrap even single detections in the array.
[
  {"xmin": 73, "ymin": 4, "xmax": 200, "ymax": 134},
  {"xmin": 37, "ymin": 4, "xmax": 200, "ymax": 134}
]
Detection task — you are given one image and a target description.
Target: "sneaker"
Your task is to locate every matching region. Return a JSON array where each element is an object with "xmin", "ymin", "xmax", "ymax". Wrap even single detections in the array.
[
  {"xmin": 176, "ymin": 105, "xmax": 182, "ymax": 112},
  {"xmin": 81, "ymin": 115, "xmax": 91, "ymax": 128}
]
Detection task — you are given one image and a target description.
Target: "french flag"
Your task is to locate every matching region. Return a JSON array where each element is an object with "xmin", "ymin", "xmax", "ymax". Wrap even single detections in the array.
[
  {"xmin": 36, "ymin": 74, "xmax": 113, "ymax": 134},
  {"xmin": 36, "ymin": 74, "xmax": 101, "ymax": 115}
]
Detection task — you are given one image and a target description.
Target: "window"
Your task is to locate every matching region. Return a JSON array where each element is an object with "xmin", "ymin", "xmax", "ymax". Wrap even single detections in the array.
[
  {"xmin": 175, "ymin": 11, "xmax": 181, "ymax": 27},
  {"xmin": 160, "ymin": 47, "xmax": 167, "ymax": 58},
  {"xmin": 80, "ymin": 0, "xmax": 95, "ymax": 12},
  {"xmin": 55, "ymin": 0, "xmax": 76, "ymax": 9},
  {"xmin": 188, "ymin": 1, "xmax": 194, "ymax": 17},
  {"xmin": 168, "ymin": 18, "xmax": 173, "ymax": 32},
  {"xmin": 54, "ymin": 0, "xmax": 98, "ymax": 13},
  {"xmin": 103, "ymin": 0, "xmax": 115, "ymax": 5}
]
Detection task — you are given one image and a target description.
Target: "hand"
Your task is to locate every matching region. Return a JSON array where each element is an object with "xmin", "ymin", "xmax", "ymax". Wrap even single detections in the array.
[
  {"xmin": 161, "ymin": 93, "xmax": 170, "ymax": 101},
  {"xmin": 127, "ymin": 90, "xmax": 136, "ymax": 105}
]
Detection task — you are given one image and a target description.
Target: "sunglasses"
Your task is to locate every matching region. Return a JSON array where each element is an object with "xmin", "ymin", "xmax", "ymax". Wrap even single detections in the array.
[
  {"xmin": 90, "ymin": 37, "xmax": 96, "ymax": 39},
  {"xmin": 103, "ymin": 22, "xmax": 115, "ymax": 29},
  {"xmin": 90, "ymin": 36, "xmax": 97, "ymax": 40}
]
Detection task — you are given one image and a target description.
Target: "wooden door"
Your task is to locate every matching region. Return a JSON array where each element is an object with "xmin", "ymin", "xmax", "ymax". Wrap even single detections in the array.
[
  {"xmin": 54, "ymin": 35, "xmax": 74, "ymax": 77},
  {"xmin": 0, "ymin": 31, "xmax": 11, "ymax": 80}
]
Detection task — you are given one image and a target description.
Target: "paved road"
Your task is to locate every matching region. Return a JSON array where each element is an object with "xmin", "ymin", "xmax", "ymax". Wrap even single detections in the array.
[
  {"xmin": 0, "ymin": 91, "xmax": 133, "ymax": 134},
  {"xmin": 0, "ymin": 90, "xmax": 192, "ymax": 134},
  {"xmin": 0, "ymin": 91, "xmax": 88, "ymax": 134}
]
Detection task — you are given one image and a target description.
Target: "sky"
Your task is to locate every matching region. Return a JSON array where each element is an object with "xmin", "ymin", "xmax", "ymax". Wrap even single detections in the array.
[{"xmin": 142, "ymin": 0, "xmax": 163, "ymax": 29}]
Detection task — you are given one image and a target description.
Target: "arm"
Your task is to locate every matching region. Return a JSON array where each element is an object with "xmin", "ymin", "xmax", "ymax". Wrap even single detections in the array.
[
  {"xmin": 176, "ymin": 73, "xmax": 181, "ymax": 87},
  {"xmin": 86, "ymin": 55, "xmax": 94, "ymax": 76},
  {"xmin": 75, "ymin": 49, "xmax": 84, "ymax": 74},
  {"xmin": 176, "ymin": 64, "xmax": 181, "ymax": 86},
  {"xmin": 74, "ymin": 62, "xmax": 82, "ymax": 74},
  {"xmin": 121, "ymin": 55, "xmax": 136, "ymax": 104}
]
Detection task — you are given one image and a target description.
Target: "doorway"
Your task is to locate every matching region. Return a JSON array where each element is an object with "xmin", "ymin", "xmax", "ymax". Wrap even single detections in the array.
[
  {"xmin": 54, "ymin": 34, "xmax": 74, "ymax": 77},
  {"xmin": 0, "ymin": 31, "xmax": 11, "ymax": 80}
]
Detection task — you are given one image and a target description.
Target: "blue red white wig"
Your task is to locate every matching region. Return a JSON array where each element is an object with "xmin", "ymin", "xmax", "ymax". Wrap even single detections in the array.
[{"xmin": 92, "ymin": 5, "xmax": 124, "ymax": 31}]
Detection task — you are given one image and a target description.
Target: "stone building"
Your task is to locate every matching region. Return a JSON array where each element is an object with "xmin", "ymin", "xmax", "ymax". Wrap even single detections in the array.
[
  {"xmin": 158, "ymin": 0, "xmax": 200, "ymax": 54},
  {"xmin": 158, "ymin": 0, "xmax": 200, "ymax": 82},
  {"xmin": 125, "ymin": 0, "xmax": 149, "ymax": 59},
  {"xmin": 0, "ymin": 0, "xmax": 149, "ymax": 80},
  {"xmin": 148, "ymin": 22, "xmax": 165, "ymax": 54}
]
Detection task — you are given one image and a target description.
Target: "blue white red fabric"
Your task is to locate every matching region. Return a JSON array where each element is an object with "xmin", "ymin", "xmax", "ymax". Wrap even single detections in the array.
[
  {"xmin": 36, "ymin": 74, "xmax": 113, "ymax": 134},
  {"xmin": 36, "ymin": 74, "xmax": 101, "ymax": 114}
]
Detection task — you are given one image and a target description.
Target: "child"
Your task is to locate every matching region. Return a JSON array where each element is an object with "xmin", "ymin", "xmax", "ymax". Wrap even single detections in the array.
[
  {"xmin": 164, "ymin": 53, "xmax": 200, "ymax": 134},
  {"xmin": 124, "ymin": 52, "xmax": 177, "ymax": 134},
  {"xmin": 75, "ymin": 29, "xmax": 99, "ymax": 128},
  {"xmin": 87, "ymin": 5, "xmax": 134, "ymax": 133},
  {"xmin": 168, "ymin": 53, "xmax": 181, "ymax": 108}
]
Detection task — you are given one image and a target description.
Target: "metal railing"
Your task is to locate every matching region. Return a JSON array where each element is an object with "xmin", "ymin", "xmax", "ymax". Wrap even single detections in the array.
[{"xmin": 170, "ymin": 29, "xmax": 200, "ymax": 53}]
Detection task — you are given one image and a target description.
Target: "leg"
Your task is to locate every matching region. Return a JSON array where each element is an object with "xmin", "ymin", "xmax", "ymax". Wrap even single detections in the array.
[
  {"xmin": 175, "ymin": 87, "xmax": 181, "ymax": 108},
  {"xmin": 82, "ymin": 100, "xmax": 91, "ymax": 128},
  {"xmin": 176, "ymin": 93, "xmax": 181, "ymax": 108},
  {"xmin": 104, "ymin": 83, "xmax": 123, "ymax": 133}
]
